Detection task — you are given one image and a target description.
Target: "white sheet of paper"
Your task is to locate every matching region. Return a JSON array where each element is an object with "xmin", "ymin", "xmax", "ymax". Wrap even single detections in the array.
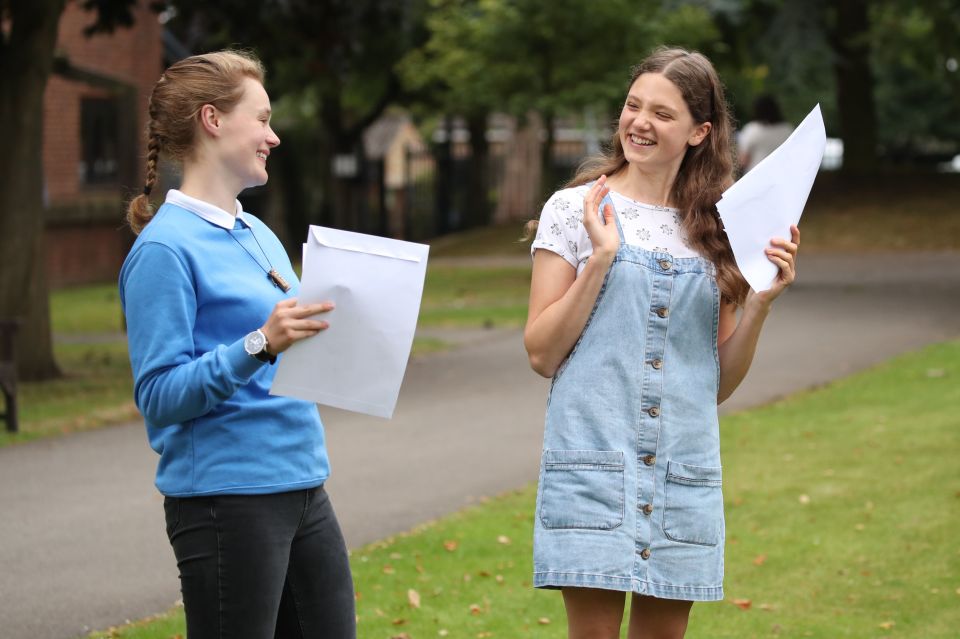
[
  {"xmin": 718, "ymin": 104, "xmax": 826, "ymax": 292},
  {"xmin": 270, "ymin": 226, "xmax": 429, "ymax": 418}
]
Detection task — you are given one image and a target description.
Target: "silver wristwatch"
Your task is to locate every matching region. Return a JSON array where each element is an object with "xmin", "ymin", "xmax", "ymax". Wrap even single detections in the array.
[{"xmin": 244, "ymin": 329, "xmax": 276, "ymax": 364}]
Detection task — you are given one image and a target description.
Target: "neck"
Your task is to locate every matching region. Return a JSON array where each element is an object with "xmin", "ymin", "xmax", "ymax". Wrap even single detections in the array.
[
  {"xmin": 607, "ymin": 161, "xmax": 682, "ymax": 208},
  {"xmin": 179, "ymin": 161, "xmax": 242, "ymax": 216}
]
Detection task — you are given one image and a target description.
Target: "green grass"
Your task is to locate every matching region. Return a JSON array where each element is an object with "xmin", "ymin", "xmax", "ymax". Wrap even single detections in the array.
[
  {"xmin": 0, "ymin": 265, "xmax": 526, "ymax": 447},
  {"xmin": 88, "ymin": 339, "xmax": 960, "ymax": 639},
  {"xmin": 419, "ymin": 265, "xmax": 531, "ymax": 328},
  {"xmin": 0, "ymin": 340, "xmax": 139, "ymax": 447}
]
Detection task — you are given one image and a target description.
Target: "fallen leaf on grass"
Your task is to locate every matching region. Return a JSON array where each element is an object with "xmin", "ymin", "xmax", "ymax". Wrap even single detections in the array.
[
  {"xmin": 798, "ymin": 494, "xmax": 811, "ymax": 505},
  {"xmin": 731, "ymin": 599, "xmax": 752, "ymax": 610},
  {"xmin": 879, "ymin": 621, "xmax": 895, "ymax": 630},
  {"xmin": 753, "ymin": 554, "xmax": 767, "ymax": 566},
  {"xmin": 382, "ymin": 565, "xmax": 395, "ymax": 575},
  {"xmin": 477, "ymin": 633, "xmax": 493, "ymax": 638},
  {"xmin": 443, "ymin": 540, "xmax": 459, "ymax": 552},
  {"xmin": 408, "ymin": 589, "xmax": 421, "ymax": 609},
  {"xmin": 538, "ymin": 617, "xmax": 551, "ymax": 625},
  {"xmin": 469, "ymin": 603, "xmax": 482, "ymax": 615},
  {"xmin": 392, "ymin": 618, "xmax": 407, "ymax": 626},
  {"xmin": 497, "ymin": 535, "xmax": 511, "ymax": 545},
  {"xmin": 495, "ymin": 574, "xmax": 504, "ymax": 583},
  {"xmin": 390, "ymin": 634, "xmax": 411, "ymax": 639},
  {"xmin": 759, "ymin": 603, "xmax": 774, "ymax": 611},
  {"xmin": 438, "ymin": 630, "xmax": 449, "ymax": 637}
]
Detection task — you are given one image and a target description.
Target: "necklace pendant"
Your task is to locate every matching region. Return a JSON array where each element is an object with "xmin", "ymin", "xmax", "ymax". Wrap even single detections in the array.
[{"xmin": 268, "ymin": 269, "xmax": 292, "ymax": 293}]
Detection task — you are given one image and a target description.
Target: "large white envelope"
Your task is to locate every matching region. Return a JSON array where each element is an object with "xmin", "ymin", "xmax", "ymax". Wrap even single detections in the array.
[
  {"xmin": 270, "ymin": 226, "xmax": 429, "ymax": 418},
  {"xmin": 718, "ymin": 104, "xmax": 826, "ymax": 292}
]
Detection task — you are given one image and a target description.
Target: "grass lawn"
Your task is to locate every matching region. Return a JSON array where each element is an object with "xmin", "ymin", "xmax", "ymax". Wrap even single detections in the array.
[
  {"xmin": 88, "ymin": 339, "xmax": 960, "ymax": 639},
  {"xmin": 1, "ymin": 263, "xmax": 532, "ymax": 447}
]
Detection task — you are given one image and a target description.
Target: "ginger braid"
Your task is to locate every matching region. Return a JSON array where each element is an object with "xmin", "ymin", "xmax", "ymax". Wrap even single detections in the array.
[{"xmin": 126, "ymin": 118, "xmax": 161, "ymax": 234}]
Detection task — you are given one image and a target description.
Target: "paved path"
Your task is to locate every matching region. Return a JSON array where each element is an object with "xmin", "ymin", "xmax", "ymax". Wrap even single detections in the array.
[{"xmin": 1, "ymin": 252, "xmax": 958, "ymax": 638}]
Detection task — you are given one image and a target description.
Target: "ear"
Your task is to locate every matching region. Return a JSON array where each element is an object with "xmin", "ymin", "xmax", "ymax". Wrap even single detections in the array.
[
  {"xmin": 198, "ymin": 104, "xmax": 222, "ymax": 137},
  {"xmin": 688, "ymin": 121, "xmax": 712, "ymax": 147}
]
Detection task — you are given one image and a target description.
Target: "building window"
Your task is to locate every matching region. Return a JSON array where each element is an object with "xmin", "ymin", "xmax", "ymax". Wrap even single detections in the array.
[{"xmin": 80, "ymin": 97, "xmax": 120, "ymax": 185}]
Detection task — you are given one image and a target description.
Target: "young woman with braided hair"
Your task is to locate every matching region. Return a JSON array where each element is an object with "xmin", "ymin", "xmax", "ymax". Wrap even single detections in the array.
[
  {"xmin": 120, "ymin": 50, "xmax": 356, "ymax": 638},
  {"xmin": 525, "ymin": 47, "xmax": 799, "ymax": 638}
]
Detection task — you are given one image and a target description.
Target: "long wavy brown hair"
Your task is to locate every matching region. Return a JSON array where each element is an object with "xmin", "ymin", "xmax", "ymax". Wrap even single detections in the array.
[
  {"xmin": 569, "ymin": 47, "xmax": 748, "ymax": 304},
  {"xmin": 126, "ymin": 50, "xmax": 265, "ymax": 234}
]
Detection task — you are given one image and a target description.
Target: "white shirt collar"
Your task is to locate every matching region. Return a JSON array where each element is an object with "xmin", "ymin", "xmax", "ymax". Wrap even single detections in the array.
[{"xmin": 165, "ymin": 189, "xmax": 249, "ymax": 229}]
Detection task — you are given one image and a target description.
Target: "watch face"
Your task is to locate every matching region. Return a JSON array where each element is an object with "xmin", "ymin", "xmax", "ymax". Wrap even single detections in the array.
[{"xmin": 245, "ymin": 330, "xmax": 266, "ymax": 355}]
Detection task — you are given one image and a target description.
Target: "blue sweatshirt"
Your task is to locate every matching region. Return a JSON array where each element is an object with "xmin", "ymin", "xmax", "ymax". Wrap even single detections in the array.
[{"xmin": 119, "ymin": 193, "xmax": 329, "ymax": 496}]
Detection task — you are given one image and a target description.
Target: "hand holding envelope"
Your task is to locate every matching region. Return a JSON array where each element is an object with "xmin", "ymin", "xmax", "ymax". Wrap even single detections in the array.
[
  {"xmin": 718, "ymin": 104, "xmax": 826, "ymax": 292},
  {"xmin": 270, "ymin": 226, "xmax": 429, "ymax": 418}
]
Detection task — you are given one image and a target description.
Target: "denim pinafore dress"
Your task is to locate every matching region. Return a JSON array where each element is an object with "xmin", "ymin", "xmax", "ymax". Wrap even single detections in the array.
[{"xmin": 533, "ymin": 196, "xmax": 724, "ymax": 601}]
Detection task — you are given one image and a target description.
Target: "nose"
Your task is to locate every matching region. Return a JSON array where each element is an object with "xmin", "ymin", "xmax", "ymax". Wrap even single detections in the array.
[{"xmin": 267, "ymin": 125, "xmax": 280, "ymax": 148}]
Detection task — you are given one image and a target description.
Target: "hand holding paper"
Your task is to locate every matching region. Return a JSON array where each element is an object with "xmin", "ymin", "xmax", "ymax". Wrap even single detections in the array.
[
  {"xmin": 718, "ymin": 104, "xmax": 826, "ymax": 292},
  {"xmin": 270, "ymin": 226, "xmax": 429, "ymax": 418}
]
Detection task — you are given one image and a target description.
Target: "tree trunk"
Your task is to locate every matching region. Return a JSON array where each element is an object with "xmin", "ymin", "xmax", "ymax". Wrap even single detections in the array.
[
  {"xmin": 465, "ymin": 112, "xmax": 490, "ymax": 228},
  {"xmin": 829, "ymin": 0, "xmax": 878, "ymax": 173},
  {"xmin": 493, "ymin": 112, "xmax": 543, "ymax": 224},
  {"xmin": 0, "ymin": 0, "xmax": 66, "ymax": 381}
]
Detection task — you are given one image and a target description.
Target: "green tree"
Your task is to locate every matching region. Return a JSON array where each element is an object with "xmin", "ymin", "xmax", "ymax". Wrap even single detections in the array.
[
  {"xmin": 399, "ymin": 0, "xmax": 722, "ymax": 210},
  {"xmin": 705, "ymin": 0, "xmax": 960, "ymax": 171},
  {"xmin": 0, "ymin": 0, "xmax": 138, "ymax": 380}
]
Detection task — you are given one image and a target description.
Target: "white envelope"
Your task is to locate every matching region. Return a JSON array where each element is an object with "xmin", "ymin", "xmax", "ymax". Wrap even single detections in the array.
[
  {"xmin": 718, "ymin": 104, "xmax": 826, "ymax": 292},
  {"xmin": 270, "ymin": 226, "xmax": 429, "ymax": 418}
]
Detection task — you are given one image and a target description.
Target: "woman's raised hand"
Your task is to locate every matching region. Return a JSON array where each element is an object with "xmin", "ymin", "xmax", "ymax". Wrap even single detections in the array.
[
  {"xmin": 582, "ymin": 175, "xmax": 620, "ymax": 262},
  {"xmin": 260, "ymin": 298, "xmax": 334, "ymax": 354}
]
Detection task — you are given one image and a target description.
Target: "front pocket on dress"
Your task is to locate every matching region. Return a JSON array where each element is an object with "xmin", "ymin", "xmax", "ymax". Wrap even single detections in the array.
[
  {"xmin": 538, "ymin": 449, "xmax": 624, "ymax": 530},
  {"xmin": 662, "ymin": 460, "xmax": 723, "ymax": 546}
]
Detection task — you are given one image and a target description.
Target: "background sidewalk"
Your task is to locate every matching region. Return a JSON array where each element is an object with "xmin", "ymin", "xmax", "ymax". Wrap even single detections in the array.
[{"xmin": 0, "ymin": 252, "xmax": 958, "ymax": 639}]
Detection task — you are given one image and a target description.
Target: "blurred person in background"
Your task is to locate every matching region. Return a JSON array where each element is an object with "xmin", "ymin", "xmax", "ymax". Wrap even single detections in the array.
[{"xmin": 738, "ymin": 93, "xmax": 794, "ymax": 172}]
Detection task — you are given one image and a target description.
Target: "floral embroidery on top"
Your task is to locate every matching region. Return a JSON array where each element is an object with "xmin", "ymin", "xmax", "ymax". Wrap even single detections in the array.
[
  {"xmin": 636, "ymin": 228, "xmax": 651, "ymax": 241},
  {"xmin": 660, "ymin": 224, "xmax": 674, "ymax": 236},
  {"xmin": 550, "ymin": 223, "xmax": 562, "ymax": 236},
  {"xmin": 622, "ymin": 207, "xmax": 640, "ymax": 220},
  {"xmin": 565, "ymin": 215, "xmax": 580, "ymax": 230}
]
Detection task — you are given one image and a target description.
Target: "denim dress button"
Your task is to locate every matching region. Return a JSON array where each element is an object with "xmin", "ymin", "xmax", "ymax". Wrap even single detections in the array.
[
  {"xmin": 652, "ymin": 359, "xmax": 663, "ymax": 369},
  {"xmin": 642, "ymin": 454, "xmax": 656, "ymax": 466},
  {"xmin": 656, "ymin": 307, "xmax": 669, "ymax": 318},
  {"xmin": 648, "ymin": 406, "xmax": 660, "ymax": 417},
  {"xmin": 640, "ymin": 548, "xmax": 651, "ymax": 560},
  {"xmin": 642, "ymin": 503, "xmax": 654, "ymax": 515}
]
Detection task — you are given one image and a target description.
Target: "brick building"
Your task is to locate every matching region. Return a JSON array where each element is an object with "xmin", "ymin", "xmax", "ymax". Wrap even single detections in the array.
[{"xmin": 43, "ymin": 0, "xmax": 164, "ymax": 287}]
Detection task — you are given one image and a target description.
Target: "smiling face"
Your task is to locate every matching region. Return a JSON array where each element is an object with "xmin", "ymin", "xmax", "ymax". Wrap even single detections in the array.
[
  {"xmin": 618, "ymin": 72, "xmax": 710, "ymax": 175},
  {"xmin": 213, "ymin": 77, "xmax": 281, "ymax": 191}
]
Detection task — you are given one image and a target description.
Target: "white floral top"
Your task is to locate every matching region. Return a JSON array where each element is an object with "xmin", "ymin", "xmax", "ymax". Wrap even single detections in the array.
[{"xmin": 531, "ymin": 186, "xmax": 699, "ymax": 273}]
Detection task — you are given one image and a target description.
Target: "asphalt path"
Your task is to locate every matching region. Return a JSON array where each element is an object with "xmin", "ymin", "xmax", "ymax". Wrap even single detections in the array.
[{"xmin": 1, "ymin": 252, "xmax": 958, "ymax": 639}]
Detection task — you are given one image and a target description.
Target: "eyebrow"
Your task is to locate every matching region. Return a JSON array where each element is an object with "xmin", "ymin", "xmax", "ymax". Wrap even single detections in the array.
[{"xmin": 258, "ymin": 107, "xmax": 272, "ymax": 117}]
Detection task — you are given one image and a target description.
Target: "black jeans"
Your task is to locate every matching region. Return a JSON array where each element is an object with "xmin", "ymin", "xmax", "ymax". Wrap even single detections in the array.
[{"xmin": 164, "ymin": 485, "xmax": 356, "ymax": 638}]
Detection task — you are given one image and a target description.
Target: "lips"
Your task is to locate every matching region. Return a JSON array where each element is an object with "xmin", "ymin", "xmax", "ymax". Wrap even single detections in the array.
[{"xmin": 256, "ymin": 151, "xmax": 269, "ymax": 161}]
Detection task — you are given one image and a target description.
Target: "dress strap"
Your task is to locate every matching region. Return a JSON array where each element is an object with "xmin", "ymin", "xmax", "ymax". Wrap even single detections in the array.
[
  {"xmin": 600, "ymin": 192, "xmax": 626, "ymax": 244},
  {"xmin": 586, "ymin": 180, "xmax": 626, "ymax": 244}
]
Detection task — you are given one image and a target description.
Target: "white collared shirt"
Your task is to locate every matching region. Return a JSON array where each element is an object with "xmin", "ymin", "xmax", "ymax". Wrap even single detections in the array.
[{"xmin": 165, "ymin": 189, "xmax": 250, "ymax": 229}]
